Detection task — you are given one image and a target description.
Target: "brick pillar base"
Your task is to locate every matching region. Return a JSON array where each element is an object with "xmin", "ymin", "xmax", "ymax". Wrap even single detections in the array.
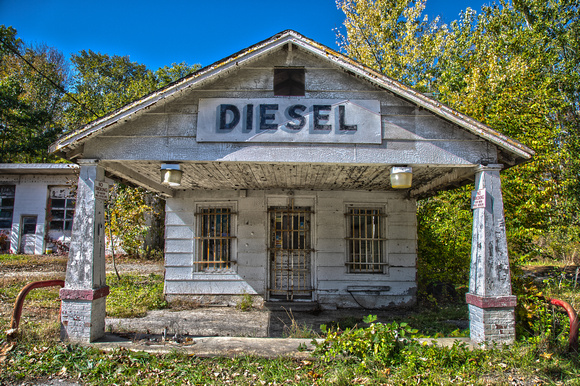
[
  {"xmin": 60, "ymin": 286, "xmax": 109, "ymax": 342},
  {"xmin": 467, "ymin": 294, "xmax": 516, "ymax": 345}
]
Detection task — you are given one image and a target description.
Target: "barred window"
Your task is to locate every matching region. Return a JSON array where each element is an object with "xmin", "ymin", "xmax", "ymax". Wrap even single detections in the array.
[
  {"xmin": 195, "ymin": 207, "xmax": 235, "ymax": 271},
  {"xmin": 346, "ymin": 208, "xmax": 386, "ymax": 273}
]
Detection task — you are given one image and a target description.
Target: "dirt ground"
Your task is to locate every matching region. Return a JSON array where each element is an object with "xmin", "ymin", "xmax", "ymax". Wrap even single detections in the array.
[
  {"xmin": 1, "ymin": 255, "xmax": 422, "ymax": 340},
  {"xmin": 0, "ymin": 255, "xmax": 163, "ymax": 279},
  {"xmin": 3, "ymin": 255, "xmax": 576, "ymax": 341}
]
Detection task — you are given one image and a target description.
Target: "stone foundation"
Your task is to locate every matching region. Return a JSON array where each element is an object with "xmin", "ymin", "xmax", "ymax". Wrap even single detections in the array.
[
  {"xmin": 60, "ymin": 296, "xmax": 107, "ymax": 342},
  {"xmin": 468, "ymin": 304, "xmax": 516, "ymax": 345}
]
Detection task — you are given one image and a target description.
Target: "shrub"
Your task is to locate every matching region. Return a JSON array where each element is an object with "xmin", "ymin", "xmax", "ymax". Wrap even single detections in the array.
[
  {"xmin": 314, "ymin": 315, "xmax": 418, "ymax": 368},
  {"xmin": 0, "ymin": 230, "xmax": 10, "ymax": 252}
]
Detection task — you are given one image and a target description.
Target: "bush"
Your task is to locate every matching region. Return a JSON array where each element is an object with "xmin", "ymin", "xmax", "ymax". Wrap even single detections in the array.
[
  {"xmin": 314, "ymin": 315, "xmax": 418, "ymax": 368},
  {"xmin": 417, "ymin": 190, "xmax": 472, "ymax": 300},
  {"xmin": 0, "ymin": 230, "xmax": 10, "ymax": 252}
]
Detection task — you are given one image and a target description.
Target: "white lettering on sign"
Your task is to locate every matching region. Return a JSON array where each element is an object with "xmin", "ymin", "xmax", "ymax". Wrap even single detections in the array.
[
  {"xmin": 471, "ymin": 189, "xmax": 487, "ymax": 209},
  {"xmin": 95, "ymin": 182, "xmax": 109, "ymax": 201},
  {"xmin": 197, "ymin": 98, "xmax": 382, "ymax": 143}
]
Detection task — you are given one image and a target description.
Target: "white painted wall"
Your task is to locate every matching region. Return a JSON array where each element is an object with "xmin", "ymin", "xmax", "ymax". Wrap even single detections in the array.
[
  {"xmin": 165, "ymin": 189, "xmax": 417, "ymax": 309},
  {"xmin": 0, "ymin": 174, "xmax": 74, "ymax": 254}
]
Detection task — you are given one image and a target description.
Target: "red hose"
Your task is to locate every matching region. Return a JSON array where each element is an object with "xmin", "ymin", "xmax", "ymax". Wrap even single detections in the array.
[
  {"xmin": 6, "ymin": 280, "xmax": 65, "ymax": 341},
  {"xmin": 548, "ymin": 298, "xmax": 579, "ymax": 352}
]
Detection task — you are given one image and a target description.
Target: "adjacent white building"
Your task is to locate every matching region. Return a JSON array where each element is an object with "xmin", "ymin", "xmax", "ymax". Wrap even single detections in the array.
[
  {"xmin": 0, "ymin": 163, "xmax": 78, "ymax": 254},
  {"xmin": 49, "ymin": 31, "xmax": 534, "ymax": 344}
]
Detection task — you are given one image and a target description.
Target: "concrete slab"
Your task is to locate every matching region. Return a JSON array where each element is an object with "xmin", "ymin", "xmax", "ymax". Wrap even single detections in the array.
[
  {"xmin": 98, "ymin": 308, "xmax": 474, "ymax": 358},
  {"xmin": 105, "ymin": 306, "xmax": 424, "ymax": 339},
  {"xmin": 88, "ymin": 334, "xmax": 473, "ymax": 359},
  {"xmin": 90, "ymin": 334, "xmax": 318, "ymax": 359}
]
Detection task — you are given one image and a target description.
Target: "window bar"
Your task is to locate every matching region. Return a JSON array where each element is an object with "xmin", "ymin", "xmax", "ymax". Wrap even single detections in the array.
[
  {"xmin": 361, "ymin": 210, "xmax": 364, "ymax": 272},
  {"xmin": 365, "ymin": 210, "xmax": 370, "ymax": 271},
  {"xmin": 350, "ymin": 209, "xmax": 354, "ymax": 273},
  {"xmin": 216, "ymin": 211, "xmax": 220, "ymax": 269},
  {"xmin": 202, "ymin": 212, "xmax": 207, "ymax": 267},
  {"xmin": 274, "ymin": 212, "xmax": 279, "ymax": 294},
  {"xmin": 376, "ymin": 213, "xmax": 381, "ymax": 270},
  {"xmin": 221, "ymin": 211, "xmax": 225, "ymax": 270},
  {"xmin": 288, "ymin": 211, "xmax": 293, "ymax": 300},
  {"xmin": 277, "ymin": 213, "xmax": 280, "ymax": 294},
  {"xmin": 207, "ymin": 211, "xmax": 211, "ymax": 269},
  {"xmin": 358, "ymin": 210, "xmax": 363, "ymax": 272},
  {"xmin": 203, "ymin": 211, "xmax": 211, "ymax": 268},
  {"xmin": 226, "ymin": 210, "xmax": 229, "ymax": 269},
  {"xmin": 300, "ymin": 214, "xmax": 303, "ymax": 293},
  {"xmin": 217, "ymin": 211, "xmax": 221, "ymax": 269},
  {"xmin": 211, "ymin": 212, "xmax": 215, "ymax": 269}
]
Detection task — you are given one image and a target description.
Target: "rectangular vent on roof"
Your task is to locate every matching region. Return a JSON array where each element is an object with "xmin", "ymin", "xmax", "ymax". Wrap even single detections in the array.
[{"xmin": 274, "ymin": 68, "xmax": 305, "ymax": 96}]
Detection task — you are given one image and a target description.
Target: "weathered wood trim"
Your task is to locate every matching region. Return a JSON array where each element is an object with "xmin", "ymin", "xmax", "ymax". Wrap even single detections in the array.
[
  {"xmin": 410, "ymin": 167, "xmax": 476, "ymax": 198},
  {"xmin": 101, "ymin": 162, "xmax": 174, "ymax": 197}
]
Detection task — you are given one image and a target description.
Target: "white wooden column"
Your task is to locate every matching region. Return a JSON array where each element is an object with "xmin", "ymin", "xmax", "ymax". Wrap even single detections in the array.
[
  {"xmin": 466, "ymin": 164, "xmax": 516, "ymax": 345},
  {"xmin": 59, "ymin": 159, "xmax": 108, "ymax": 342}
]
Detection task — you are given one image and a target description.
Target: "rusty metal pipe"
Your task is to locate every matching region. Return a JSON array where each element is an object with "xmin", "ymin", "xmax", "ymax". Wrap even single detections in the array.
[
  {"xmin": 6, "ymin": 280, "xmax": 65, "ymax": 341},
  {"xmin": 548, "ymin": 298, "xmax": 579, "ymax": 352}
]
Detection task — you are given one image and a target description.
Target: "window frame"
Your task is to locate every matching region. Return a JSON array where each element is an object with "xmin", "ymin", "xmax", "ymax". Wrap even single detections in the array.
[
  {"xmin": 345, "ymin": 205, "xmax": 388, "ymax": 274},
  {"xmin": 194, "ymin": 202, "xmax": 237, "ymax": 272},
  {"xmin": 48, "ymin": 187, "xmax": 76, "ymax": 232},
  {"xmin": 0, "ymin": 185, "xmax": 15, "ymax": 230}
]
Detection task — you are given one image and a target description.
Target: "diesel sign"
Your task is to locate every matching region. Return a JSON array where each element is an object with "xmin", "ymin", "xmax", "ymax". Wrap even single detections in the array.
[{"xmin": 197, "ymin": 98, "xmax": 381, "ymax": 143}]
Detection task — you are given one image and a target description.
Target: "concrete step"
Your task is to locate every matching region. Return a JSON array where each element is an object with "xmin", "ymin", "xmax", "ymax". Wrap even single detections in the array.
[{"xmin": 264, "ymin": 301, "xmax": 320, "ymax": 312}]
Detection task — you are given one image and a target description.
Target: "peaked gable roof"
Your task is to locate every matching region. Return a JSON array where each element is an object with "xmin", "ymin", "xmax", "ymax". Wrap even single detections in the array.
[{"xmin": 50, "ymin": 30, "xmax": 534, "ymax": 164}]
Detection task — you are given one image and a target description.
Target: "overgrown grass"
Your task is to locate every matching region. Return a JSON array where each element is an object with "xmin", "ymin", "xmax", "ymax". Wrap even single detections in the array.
[
  {"xmin": 106, "ymin": 273, "xmax": 168, "ymax": 318},
  {"xmin": 2, "ymin": 254, "xmax": 579, "ymax": 384},
  {"xmin": 524, "ymin": 259, "xmax": 572, "ymax": 267},
  {"xmin": 0, "ymin": 253, "xmax": 28, "ymax": 262},
  {"xmin": 280, "ymin": 309, "xmax": 320, "ymax": 339},
  {"xmin": 1, "ymin": 332, "xmax": 579, "ymax": 385},
  {"xmin": 402, "ymin": 303, "xmax": 470, "ymax": 337},
  {"xmin": 0, "ymin": 253, "xmax": 68, "ymax": 270}
]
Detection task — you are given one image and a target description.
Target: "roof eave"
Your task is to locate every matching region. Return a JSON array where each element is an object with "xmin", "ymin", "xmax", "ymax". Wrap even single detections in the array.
[
  {"xmin": 49, "ymin": 31, "xmax": 300, "ymax": 155},
  {"xmin": 50, "ymin": 30, "xmax": 534, "ymax": 163},
  {"xmin": 288, "ymin": 35, "xmax": 534, "ymax": 161}
]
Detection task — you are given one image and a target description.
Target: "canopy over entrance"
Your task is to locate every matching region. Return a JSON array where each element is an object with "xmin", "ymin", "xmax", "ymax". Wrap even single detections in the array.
[{"xmin": 50, "ymin": 30, "xmax": 533, "ymax": 345}]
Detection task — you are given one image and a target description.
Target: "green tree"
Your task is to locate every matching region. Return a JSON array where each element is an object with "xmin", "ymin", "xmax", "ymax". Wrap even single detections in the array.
[
  {"xmin": 337, "ymin": 0, "xmax": 448, "ymax": 91},
  {"xmin": 436, "ymin": 1, "xmax": 580, "ymax": 261},
  {"xmin": 64, "ymin": 51, "xmax": 200, "ymax": 128},
  {"xmin": 337, "ymin": 0, "xmax": 580, "ymax": 289},
  {"xmin": 0, "ymin": 25, "xmax": 69, "ymax": 162},
  {"xmin": 105, "ymin": 183, "xmax": 160, "ymax": 259},
  {"xmin": 64, "ymin": 51, "xmax": 200, "ymax": 257},
  {"xmin": 64, "ymin": 50, "xmax": 155, "ymax": 127}
]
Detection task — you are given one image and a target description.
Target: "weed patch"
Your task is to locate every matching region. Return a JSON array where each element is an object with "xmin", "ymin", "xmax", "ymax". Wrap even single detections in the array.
[
  {"xmin": 2, "ymin": 337, "xmax": 578, "ymax": 385},
  {"xmin": 279, "ymin": 309, "xmax": 320, "ymax": 339},
  {"xmin": 106, "ymin": 273, "xmax": 168, "ymax": 318},
  {"xmin": 0, "ymin": 254, "xmax": 28, "ymax": 262},
  {"xmin": 314, "ymin": 315, "xmax": 418, "ymax": 367},
  {"xmin": 237, "ymin": 292, "xmax": 253, "ymax": 311}
]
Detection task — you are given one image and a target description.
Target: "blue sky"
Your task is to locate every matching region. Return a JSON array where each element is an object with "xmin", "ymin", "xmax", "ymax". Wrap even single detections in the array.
[{"xmin": 1, "ymin": 0, "xmax": 489, "ymax": 71}]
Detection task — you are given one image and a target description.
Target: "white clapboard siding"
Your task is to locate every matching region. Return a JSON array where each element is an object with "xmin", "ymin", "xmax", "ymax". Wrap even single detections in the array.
[{"xmin": 164, "ymin": 253, "xmax": 193, "ymax": 267}]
